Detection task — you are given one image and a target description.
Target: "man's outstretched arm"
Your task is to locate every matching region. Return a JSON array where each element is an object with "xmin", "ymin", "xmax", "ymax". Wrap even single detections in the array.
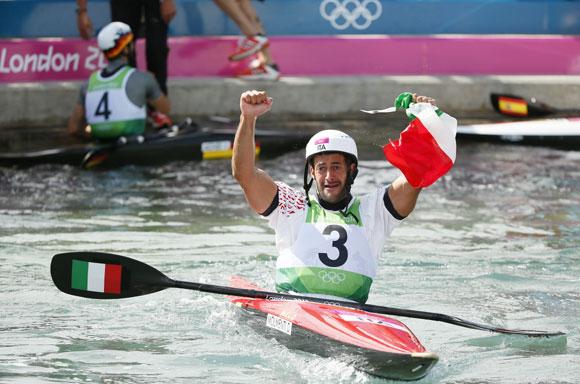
[
  {"xmin": 385, "ymin": 94, "xmax": 437, "ymax": 217},
  {"xmin": 387, "ymin": 176, "xmax": 421, "ymax": 218}
]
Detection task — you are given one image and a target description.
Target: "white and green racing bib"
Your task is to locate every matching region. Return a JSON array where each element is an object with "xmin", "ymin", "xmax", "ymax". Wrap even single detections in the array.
[
  {"xmin": 276, "ymin": 198, "xmax": 376, "ymax": 303},
  {"xmin": 268, "ymin": 183, "xmax": 401, "ymax": 303},
  {"xmin": 85, "ymin": 66, "xmax": 146, "ymax": 139}
]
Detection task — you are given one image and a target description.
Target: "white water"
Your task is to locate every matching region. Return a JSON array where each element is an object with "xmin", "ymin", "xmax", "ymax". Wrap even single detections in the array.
[{"xmin": 0, "ymin": 128, "xmax": 578, "ymax": 383}]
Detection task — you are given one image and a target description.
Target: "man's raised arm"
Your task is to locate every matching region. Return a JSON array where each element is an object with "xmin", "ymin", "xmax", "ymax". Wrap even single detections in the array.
[
  {"xmin": 231, "ymin": 90, "xmax": 278, "ymax": 215},
  {"xmin": 386, "ymin": 94, "xmax": 440, "ymax": 218}
]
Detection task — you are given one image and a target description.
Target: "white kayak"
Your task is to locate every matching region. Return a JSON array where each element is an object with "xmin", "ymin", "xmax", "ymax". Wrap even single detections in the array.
[{"xmin": 457, "ymin": 117, "xmax": 580, "ymax": 148}]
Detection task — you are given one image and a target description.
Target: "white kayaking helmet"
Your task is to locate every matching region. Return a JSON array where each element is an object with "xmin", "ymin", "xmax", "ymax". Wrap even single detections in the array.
[
  {"xmin": 98, "ymin": 22, "xmax": 134, "ymax": 59},
  {"xmin": 305, "ymin": 129, "xmax": 358, "ymax": 162},
  {"xmin": 303, "ymin": 130, "xmax": 359, "ymax": 206}
]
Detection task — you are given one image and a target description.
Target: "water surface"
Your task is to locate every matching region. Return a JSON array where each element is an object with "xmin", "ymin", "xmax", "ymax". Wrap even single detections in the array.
[{"xmin": 0, "ymin": 118, "xmax": 578, "ymax": 383}]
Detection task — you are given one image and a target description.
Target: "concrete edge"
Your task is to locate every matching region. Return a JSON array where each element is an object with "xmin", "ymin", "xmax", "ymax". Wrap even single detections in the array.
[{"xmin": 2, "ymin": 75, "xmax": 580, "ymax": 128}]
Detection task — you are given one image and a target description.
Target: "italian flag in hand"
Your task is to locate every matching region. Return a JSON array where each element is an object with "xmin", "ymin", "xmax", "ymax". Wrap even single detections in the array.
[
  {"xmin": 71, "ymin": 259, "xmax": 122, "ymax": 294},
  {"xmin": 384, "ymin": 103, "xmax": 457, "ymax": 188}
]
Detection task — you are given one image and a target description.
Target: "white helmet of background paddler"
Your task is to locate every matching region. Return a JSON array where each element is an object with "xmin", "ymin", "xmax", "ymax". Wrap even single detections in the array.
[
  {"xmin": 97, "ymin": 22, "xmax": 134, "ymax": 60},
  {"xmin": 303, "ymin": 130, "xmax": 359, "ymax": 205}
]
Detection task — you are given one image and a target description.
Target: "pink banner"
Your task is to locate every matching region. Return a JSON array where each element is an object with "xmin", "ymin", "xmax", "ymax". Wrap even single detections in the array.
[
  {"xmin": 1, "ymin": 35, "xmax": 579, "ymax": 83},
  {"xmin": 0, "ymin": 38, "xmax": 107, "ymax": 83},
  {"xmin": 179, "ymin": 36, "xmax": 580, "ymax": 77}
]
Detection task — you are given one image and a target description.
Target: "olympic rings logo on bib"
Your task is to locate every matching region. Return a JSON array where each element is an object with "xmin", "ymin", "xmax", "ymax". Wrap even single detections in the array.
[
  {"xmin": 319, "ymin": 0, "xmax": 382, "ymax": 31},
  {"xmin": 318, "ymin": 270, "xmax": 346, "ymax": 284}
]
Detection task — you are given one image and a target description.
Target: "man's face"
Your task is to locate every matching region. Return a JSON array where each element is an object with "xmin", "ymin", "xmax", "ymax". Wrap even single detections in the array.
[{"xmin": 310, "ymin": 153, "xmax": 353, "ymax": 203}]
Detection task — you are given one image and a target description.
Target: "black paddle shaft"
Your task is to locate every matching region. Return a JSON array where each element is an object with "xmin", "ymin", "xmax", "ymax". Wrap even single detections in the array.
[
  {"xmin": 172, "ymin": 280, "xmax": 564, "ymax": 337},
  {"xmin": 51, "ymin": 252, "xmax": 565, "ymax": 337}
]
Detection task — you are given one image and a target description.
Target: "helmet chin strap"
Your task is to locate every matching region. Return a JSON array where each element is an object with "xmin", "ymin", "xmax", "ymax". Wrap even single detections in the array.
[{"xmin": 303, "ymin": 162, "xmax": 314, "ymax": 206}]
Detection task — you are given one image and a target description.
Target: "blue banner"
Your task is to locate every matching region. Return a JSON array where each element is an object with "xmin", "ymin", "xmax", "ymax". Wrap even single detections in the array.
[{"xmin": 1, "ymin": 0, "xmax": 579, "ymax": 38}]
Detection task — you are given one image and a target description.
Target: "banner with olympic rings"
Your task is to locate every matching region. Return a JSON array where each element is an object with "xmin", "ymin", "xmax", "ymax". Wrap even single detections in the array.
[{"xmin": 1, "ymin": 0, "xmax": 578, "ymax": 38}]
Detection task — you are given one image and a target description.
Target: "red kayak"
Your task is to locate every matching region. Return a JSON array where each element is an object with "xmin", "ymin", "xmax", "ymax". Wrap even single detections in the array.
[{"xmin": 229, "ymin": 277, "xmax": 438, "ymax": 381}]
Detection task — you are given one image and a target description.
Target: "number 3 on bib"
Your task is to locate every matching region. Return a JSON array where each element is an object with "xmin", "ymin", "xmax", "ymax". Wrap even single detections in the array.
[{"xmin": 318, "ymin": 225, "xmax": 348, "ymax": 267}]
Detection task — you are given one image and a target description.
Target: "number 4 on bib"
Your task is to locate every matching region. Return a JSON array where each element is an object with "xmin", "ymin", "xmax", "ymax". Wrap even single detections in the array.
[{"xmin": 95, "ymin": 92, "xmax": 112, "ymax": 120}]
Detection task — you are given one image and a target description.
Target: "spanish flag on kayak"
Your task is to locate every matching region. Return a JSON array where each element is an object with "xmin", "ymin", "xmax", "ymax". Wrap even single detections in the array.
[
  {"xmin": 496, "ymin": 96, "xmax": 528, "ymax": 116},
  {"xmin": 383, "ymin": 102, "xmax": 457, "ymax": 188}
]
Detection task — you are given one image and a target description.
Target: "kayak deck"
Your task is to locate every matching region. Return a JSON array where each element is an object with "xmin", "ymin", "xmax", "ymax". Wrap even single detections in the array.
[
  {"xmin": 0, "ymin": 121, "xmax": 311, "ymax": 168},
  {"xmin": 229, "ymin": 278, "xmax": 438, "ymax": 381},
  {"xmin": 457, "ymin": 117, "xmax": 580, "ymax": 148}
]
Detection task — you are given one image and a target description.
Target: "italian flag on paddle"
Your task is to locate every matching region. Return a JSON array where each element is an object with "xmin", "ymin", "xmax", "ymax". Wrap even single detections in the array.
[
  {"xmin": 383, "ymin": 103, "xmax": 457, "ymax": 188},
  {"xmin": 71, "ymin": 259, "xmax": 122, "ymax": 294}
]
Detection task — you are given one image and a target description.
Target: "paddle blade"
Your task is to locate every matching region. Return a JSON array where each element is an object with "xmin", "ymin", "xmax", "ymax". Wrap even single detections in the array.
[
  {"xmin": 80, "ymin": 136, "xmax": 132, "ymax": 169},
  {"xmin": 446, "ymin": 316, "xmax": 566, "ymax": 338},
  {"xmin": 490, "ymin": 93, "xmax": 554, "ymax": 117},
  {"xmin": 81, "ymin": 151, "xmax": 111, "ymax": 169},
  {"xmin": 51, "ymin": 252, "xmax": 173, "ymax": 299}
]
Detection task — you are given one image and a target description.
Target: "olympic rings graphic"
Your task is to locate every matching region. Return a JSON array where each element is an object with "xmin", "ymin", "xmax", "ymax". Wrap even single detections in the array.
[
  {"xmin": 319, "ymin": 0, "xmax": 382, "ymax": 31},
  {"xmin": 318, "ymin": 270, "xmax": 346, "ymax": 284}
]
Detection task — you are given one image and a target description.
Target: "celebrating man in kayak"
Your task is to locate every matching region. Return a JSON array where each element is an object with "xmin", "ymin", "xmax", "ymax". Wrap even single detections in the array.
[
  {"xmin": 67, "ymin": 22, "xmax": 171, "ymax": 140},
  {"xmin": 232, "ymin": 90, "xmax": 456, "ymax": 304}
]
